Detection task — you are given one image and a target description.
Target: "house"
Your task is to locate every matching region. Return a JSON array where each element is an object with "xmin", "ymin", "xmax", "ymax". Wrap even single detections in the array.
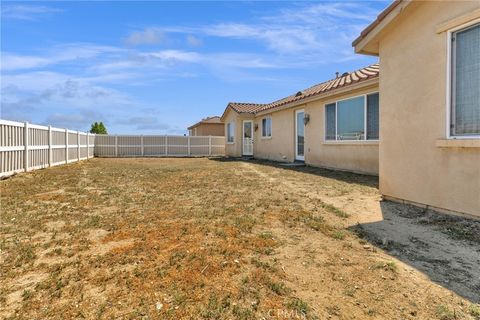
[
  {"xmin": 187, "ymin": 116, "xmax": 224, "ymax": 136},
  {"xmin": 353, "ymin": 1, "xmax": 479, "ymax": 217},
  {"xmin": 221, "ymin": 65, "xmax": 380, "ymax": 175}
]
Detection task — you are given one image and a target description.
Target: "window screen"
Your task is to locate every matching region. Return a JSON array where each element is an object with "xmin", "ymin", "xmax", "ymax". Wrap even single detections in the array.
[
  {"xmin": 262, "ymin": 118, "xmax": 272, "ymax": 137},
  {"xmin": 227, "ymin": 122, "xmax": 234, "ymax": 142},
  {"xmin": 367, "ymin": 93, "xmax": 379, "ymax": 140},
  {"xmin": 451, "ymin": 23, "xmax": 480, "ymax": 136},
  {"xmin": 325, "ymin": 103, "xmax": 336, "ymax": 140}
]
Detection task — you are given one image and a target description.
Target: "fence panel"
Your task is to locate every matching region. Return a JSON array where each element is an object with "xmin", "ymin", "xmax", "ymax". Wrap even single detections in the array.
[
  {"xmin": 1, "ymin": 119, "xmax": 226, "ymax": 177},
  {"xmin": 0, "ymin": 119, "xmax": 94, "ymax": 178},
  {"xmin": 95, "ymin": 134, "xmax": 225, "ymax": 157}
]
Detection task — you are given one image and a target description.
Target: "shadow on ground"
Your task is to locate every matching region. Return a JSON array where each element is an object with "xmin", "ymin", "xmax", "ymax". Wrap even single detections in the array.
[
  {"xmin": 209, "ymin": 157, "xmax": 379, "ymax": 189},
  {"xmin": 351, "ymin": 201, "xmax": 480, "ymax": 303},
  {"xmin": 211, "ymin": 157, "xmax": 480, "ymax": 303}
]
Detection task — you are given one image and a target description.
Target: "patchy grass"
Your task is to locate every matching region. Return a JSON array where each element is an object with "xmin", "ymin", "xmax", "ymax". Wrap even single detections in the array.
[
  {"xmin": 372, "ymin": 260, "xmax": 398, "ymax": 273},
  {"xmin": 0, "ymin": 158, "xmax": 476, "ymax": 319},
  {"xmin": 470, "ymin": 304, "xmax": 480, "ymax": 319},
  {"xmin": 436, "ymin": 304, "xmax": 459, "ymax": 320}
]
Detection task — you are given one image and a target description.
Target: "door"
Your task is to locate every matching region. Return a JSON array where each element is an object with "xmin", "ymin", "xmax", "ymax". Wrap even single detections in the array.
[
  {"xmin": 242, "ymin": 120, "xmax": 253, "ymax": 156},
  {"xmin": 295, "ymin": 110, "xmax": 305, "ymax": 161}
]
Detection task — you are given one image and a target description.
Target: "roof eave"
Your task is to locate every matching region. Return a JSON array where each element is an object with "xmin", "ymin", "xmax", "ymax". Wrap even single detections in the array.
[{"xmin": 353, "ymin": 0, "xmax": 412, "ymax": 55}]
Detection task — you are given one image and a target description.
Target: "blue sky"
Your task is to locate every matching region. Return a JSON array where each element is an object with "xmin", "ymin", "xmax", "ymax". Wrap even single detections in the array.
[{"xmin": 1, "ymin": 1, "xmax": 387, "ymax": 134}]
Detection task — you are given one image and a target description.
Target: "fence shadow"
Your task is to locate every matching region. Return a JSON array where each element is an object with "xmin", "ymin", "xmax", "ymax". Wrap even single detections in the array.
[
  {"xmin": 209, "ymin": 157, "xmax": 378, "ymax": 189},
  {"xmin": 349, "ymin": 200, "xmax": 480, "ymax": 303}
]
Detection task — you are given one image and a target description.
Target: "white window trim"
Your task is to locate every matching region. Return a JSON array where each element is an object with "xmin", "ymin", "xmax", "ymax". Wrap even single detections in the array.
[
  {"xmin": 226, "ymin": 122, "xmax": 235, "ymax": 144},
  {"xmin": 446, "ymin": 18, "xmax": 480, "ymax": 140},
  {"xmin": 324, "ymin": 91, "xmax": 379, "ymax": 143},
  {"xmin": 261, "ymin": 117, "xmax": 272, "ymax": 139}
]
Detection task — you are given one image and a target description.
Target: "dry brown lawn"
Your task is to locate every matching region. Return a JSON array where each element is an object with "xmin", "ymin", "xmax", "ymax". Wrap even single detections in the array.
[{"xmin": 1, "ymin": 158, "xmax": 479, "ymax": 320}]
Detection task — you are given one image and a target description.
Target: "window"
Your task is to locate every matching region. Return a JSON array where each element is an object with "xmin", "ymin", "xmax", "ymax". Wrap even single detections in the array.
[
  {"xmin": 450, "ymin": 22, "xmax": 480, "ymax": 137},
  {"xmin": 367, "ymin": 93, "xmax": 379, "ymax": 140},
  {"xmin": 227, "ymin": 122, "xmax": 234, "ymax": 143},
  {"xmin": 262, "ymin": 117, "xmax": 272, "ymax": 137},
  {"xmin": 325, "ymin": 103, "xmax": 336, "ymax": 140},
  {"xmin": 325, "ymin": 93, "xmax": 379, "ymax": 141}
]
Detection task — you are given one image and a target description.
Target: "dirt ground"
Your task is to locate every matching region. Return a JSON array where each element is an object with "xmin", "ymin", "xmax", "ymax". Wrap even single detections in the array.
[{"xmin": 0, "ymin": 157, "xmax": 479, "ymax": 320}]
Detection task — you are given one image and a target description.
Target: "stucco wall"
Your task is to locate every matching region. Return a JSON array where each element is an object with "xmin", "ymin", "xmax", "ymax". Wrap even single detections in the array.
[
  {"xmin": 223, "ymin": 108, "xmax": 254, "ymax": 157},
  {"xmin": 254, "ymin": 107, "xmax": 298, "ymax": 162},
  {"xmin": 191, "ymin": 123, "xmax": 224, "ymax": 136},
  {"xmin": 253, "ymin": 84, "xmax": 380, "ymax": 174},
  {"xmin": 378, "ymin": 1, "xmax": 480, "ymax": 216},
  {"xmin": 305, "ymin": 85, "xmax": 380, "ymax": 175}
]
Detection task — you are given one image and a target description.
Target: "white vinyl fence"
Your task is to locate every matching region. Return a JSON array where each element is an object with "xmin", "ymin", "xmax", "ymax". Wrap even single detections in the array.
[
  {"xmin": 0, "ymin": 119, "xmax": 94, "ymax": 178},
  {"xmin": 0, "ymin": 119, "xmax": 226, "ymax": 177},
  {"xmin": 94, "ymin": 134, "xmax": 225, "ymax": 157}
]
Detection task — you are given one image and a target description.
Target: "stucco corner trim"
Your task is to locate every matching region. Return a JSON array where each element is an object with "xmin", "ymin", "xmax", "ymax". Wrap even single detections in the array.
[
  {"xmin": 436, "ymin": 139, "xmax": 480, "ymax": 148},
  {"xmin": 436, "ymin": 9, "xmax": 480, "ymax": 34}
]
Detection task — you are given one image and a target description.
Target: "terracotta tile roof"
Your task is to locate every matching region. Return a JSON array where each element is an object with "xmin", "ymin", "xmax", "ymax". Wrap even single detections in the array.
[
  {"xmin": 222, "ymin": 64, "xmax": 379, "ymax": 118},
  {"xmin": 258, "ymin": 63, "xmax": 379, "ymax": 113},
  {"xmin": 352, "ymin": 0, "xmax": 403, "ymax": 47},
  {"xmin": 227, "ymin": 102, "xmax": 268, "ymax": 114},
  {"xmin": 188, "ymin": 116, "xmax": 222, "ymax": 129}
]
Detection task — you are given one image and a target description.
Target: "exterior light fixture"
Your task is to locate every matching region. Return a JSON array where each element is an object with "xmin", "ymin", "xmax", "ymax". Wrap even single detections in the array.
[
  {"xmin": 304, "ymin": 113, "xmax": 310, "ymax": 125},
  {"xmin": 254, "ymin": 123, "xmax": 259, "ymax": 131}
]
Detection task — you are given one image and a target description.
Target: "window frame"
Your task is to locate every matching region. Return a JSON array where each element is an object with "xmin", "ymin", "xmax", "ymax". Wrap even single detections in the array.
[
  {"xmin": 446, "ymin": 18, "xmax": 480, "ymax": 140},
  {"xmin": 261, "ymin": 117, "xmax": 272, "ymax": 139},
  {"xmin": 226, "ymin": 122, "xmax": 235, "ymax": 144},
  {"xmin": 324, "ymin": 92, "xmax": 380, "ymax": 142}
]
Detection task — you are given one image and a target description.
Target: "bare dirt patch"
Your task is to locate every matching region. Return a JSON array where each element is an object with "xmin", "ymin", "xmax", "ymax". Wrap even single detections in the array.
[{"xmin": 1, "ymin": 158, "xmax": 478, "ymax": 319}]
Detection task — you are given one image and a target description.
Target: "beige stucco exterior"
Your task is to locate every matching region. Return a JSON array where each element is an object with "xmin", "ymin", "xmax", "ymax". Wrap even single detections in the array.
[
  {"xmin": 223, "ymin": 107, "xmax": 255, "ymax": 157},
  {"xmin": 225, "ymin": 83, "xmax": 380, "ymax": 175},
  {"xmin": 189, "ymin": 123, "xmax": 224, "ymax": 136},
  {"xmin": 253, "ymin": 84, "xmax": 379, "ymax": 175},
  {"xmin": 304, "ymin": 84, "xmax": 379, "ymax": 175},
  {"xmin": 253, "ymin": 106, "xmax": 297, "ymax": 162},
  {"xmin": 356, "ymin": 1, "xmax": 480, "ymax": 217}
]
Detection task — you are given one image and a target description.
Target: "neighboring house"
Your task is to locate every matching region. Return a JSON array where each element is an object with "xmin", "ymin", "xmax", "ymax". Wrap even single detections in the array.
[
  {"xmin": 220, "ymin": 65, "xmax": 380, "ymax": 175},
  {"xmin": 353, "ymin": 1, "xmax": 479, "ymax": 217},
  {"xmin": 187, "ymin": 116, "xmax": 224, "ymax": 136}
]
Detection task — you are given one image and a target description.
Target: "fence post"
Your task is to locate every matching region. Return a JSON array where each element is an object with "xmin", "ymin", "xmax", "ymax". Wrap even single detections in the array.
[
  {"xmin": 65, "ymin": 129, "xmax": 68, "ymax": 164},
  {"xmin": 165, "ymin": 135, "xmax": 168, "ymax": 156},
  {"xmin": 187, "ymin": 136, "xmax": 191, "ymax": 156},
  {"xmin": 48, "ymin": 125, "xmax": 52, "ymax": 167},
  {"xmin": 209, "ymin": 136, "xmax": 212, "ymax": 156},
  {"xmin": 141, "ymin": 135, "xmax": 144, "ymax": 156},
  {"xmin": 24, "ymin": 121, "xmax": 29, "ymax": 172},
  {"xmin": 115, "ymin": 135, "xmax": 118, "ymax": 157},
  {"xmin": 86, "ymin": 132, "xmax": 89, "ymax": 159},
  {"xmin": 77, "ymin": 131, "xmax": 80, "ymax": 162}
]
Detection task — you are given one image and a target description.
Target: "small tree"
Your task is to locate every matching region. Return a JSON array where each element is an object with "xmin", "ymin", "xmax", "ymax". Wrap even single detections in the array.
[{"xmin": 90, "ymin": 122, "xmax": 108, "ymax": 134}]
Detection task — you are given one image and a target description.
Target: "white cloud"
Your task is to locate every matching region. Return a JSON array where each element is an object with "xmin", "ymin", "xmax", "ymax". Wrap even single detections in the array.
[
  {"xmin": 186, "ymin": 35, "xmax": 202, "ymax": 47},
  {"xmin": 123, "ymin": 27, "xmax": 164, "ymax": 46},
  {"xmin": 1, "ymin": 44, "xmax": 124, "ymax": 71},
  {"xmin": 92, "ymin": 49, "xmax": 202, "ymax": 72},
  {"xmin": 1, "ymin": 4, "xmax": 62, "ymax": 20},
  {"xmin": 153, "ymin": 2, "xmax": 380, "ymax": 59},
  {"xmin": 1, "ymin": 54, "xmax": 51, "ymax": 71}
]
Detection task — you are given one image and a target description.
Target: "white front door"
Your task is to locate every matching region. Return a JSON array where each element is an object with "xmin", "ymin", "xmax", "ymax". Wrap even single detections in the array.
[
  {"xmin": 242, "ymin": 120, "xmax": 253, "ymax": 156},
  {"xmin": 295, "ymin": 110, "xmax": 305, "ymax": 161}
]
